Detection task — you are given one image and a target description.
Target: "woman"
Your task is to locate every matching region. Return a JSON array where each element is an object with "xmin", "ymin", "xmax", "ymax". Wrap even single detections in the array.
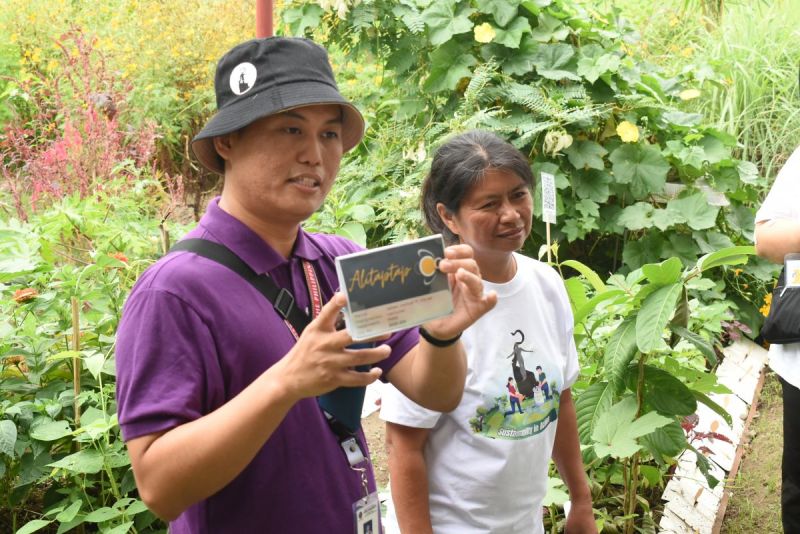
[
  {"xmin": 380, "ymin": 130, "xmax": 596, "ymax": 533},
  {"xmin": 754, "ymin": 144, "xmax": 800, "ymax": 533}
]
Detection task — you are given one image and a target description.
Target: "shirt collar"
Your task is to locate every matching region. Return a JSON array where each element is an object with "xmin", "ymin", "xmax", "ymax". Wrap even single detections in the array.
[{"xmin": 197, "ymin": 197, "xmax": 322, "ymax": 274}]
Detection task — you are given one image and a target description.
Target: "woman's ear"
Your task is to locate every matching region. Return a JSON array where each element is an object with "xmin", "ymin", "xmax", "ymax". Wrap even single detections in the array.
[{"xmin": 436, "ymin": 202, "xmax": 460, "ymax": 237}]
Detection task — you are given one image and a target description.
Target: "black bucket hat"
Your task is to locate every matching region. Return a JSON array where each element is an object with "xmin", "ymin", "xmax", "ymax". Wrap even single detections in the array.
[{"xmin": 191, "ymin": 37, "xmax": 365, "ymax": 175}]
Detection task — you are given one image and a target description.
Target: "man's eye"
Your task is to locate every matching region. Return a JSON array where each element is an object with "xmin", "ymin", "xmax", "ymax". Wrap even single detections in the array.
[
  {"xmin": 285, "ymin": 127, "xmax": 301, "ymax": 134},
  {"xmin": 323, "ymin": 131, "xmax": 340, "ymax": 139}
]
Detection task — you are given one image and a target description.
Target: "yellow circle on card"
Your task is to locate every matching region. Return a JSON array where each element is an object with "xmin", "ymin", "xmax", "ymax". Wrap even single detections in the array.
[{"xmin": 419, "ymin": 256, "xmax": 437, "ymax": 277}]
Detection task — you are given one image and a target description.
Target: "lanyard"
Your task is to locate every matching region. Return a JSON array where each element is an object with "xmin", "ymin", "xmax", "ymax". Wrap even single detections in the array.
[{"xmin": 283, "ymin": 260, "xmax": 322, "ymax": 340}]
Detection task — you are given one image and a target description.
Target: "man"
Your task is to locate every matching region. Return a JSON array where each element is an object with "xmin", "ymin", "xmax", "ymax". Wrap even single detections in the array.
[{"xmin": 115, "ymin": 37, "xmax": 496, "ymax": 533}]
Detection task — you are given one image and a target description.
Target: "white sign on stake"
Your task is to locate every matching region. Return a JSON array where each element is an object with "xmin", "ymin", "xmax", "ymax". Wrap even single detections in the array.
[{"xmin": 541, "ymin": 172, "xmax": 557, "ymax": 224}]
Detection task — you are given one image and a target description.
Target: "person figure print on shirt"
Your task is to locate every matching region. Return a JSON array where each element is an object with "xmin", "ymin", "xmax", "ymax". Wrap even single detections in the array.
[
  {"xmin": 536, "ymin": 365, "xmax": 552, "ymax": 400},
  {"xmin": 505, "ymin": 377, "xmax": 525, "ymax": 415}
]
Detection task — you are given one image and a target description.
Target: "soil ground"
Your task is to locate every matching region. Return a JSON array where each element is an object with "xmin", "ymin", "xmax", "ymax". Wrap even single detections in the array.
[
  {"xmin": 362, "ymin": 411, "xmax": 390, "ymax": 490},
  {"xmin": 721, "ymin": 370, "xmax": 783, "ymax": 533}
]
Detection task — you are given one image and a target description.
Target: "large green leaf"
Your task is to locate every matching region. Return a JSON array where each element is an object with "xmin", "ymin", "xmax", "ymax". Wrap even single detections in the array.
[
  {"xmin": 15, "ymin": 520, "xmax": 53, "ymax": 534},
  {"xmin": 0, "ymin": 419, "xmax": 17, "ymax": 457},
  {"xmin": 561, "ymin": 259, "xmax": 606, "ymax": 292},
  {"xmin": 696, "ymin": 245, "xmax": 755, "ymax": 272},
  {"xmin": 636, "ymin": 283, "xmax": 682, "ymax": 353},
  {"xmin": 48, "ymin": 449, "xmax": 104, "ymax": 474},
  {"xmin": 641, "ymin": 257, "xmax": 682, "ymax": 287},
  {"xmin": 627, "ymin": 365, "xmax": 697, "ymax": 416},
  {"xmin": 670, "ymin": 325, "xmax": 717, "ymax": 366},
  {"xmin": 652, "ymin": 207, "xmax": 687, "ymax": 231},
  {"xmin": 55, "ymin": 500, "xmax": 83, "ymax": 523},
  {"xmin": 424, "ymin": 40, "xmax": 478, "ymax": 92},
  {"xmin": 532, "ymin": 43, "xmax": 580, "ymax": 81},
  {"xmin": 423, "ymin": 1, "xmax": 476, "ymax": 46},
  {"xmin": 29, "ymin": 419, "xmax": 72, "ymax": 442},
  {"xmin": 493, "ymin": 17, "xmax": 531, "ymax": 48},
  {"xmin": 84, "ymin": 507, "xmax": 122, "ymax": 523},
  {"xmin": 616, "ymin": 202, "xmax": 655, "ymax": 231},
  {"xmin": 563, "ymin": 276, "xmax": 588, "ymax": 312},
  {"xmin": 477, "ymin": 0, "xmax": 522, "ymax": 26},
  {"xmin": 604, "ymin": 316, "xmax": 638, "ymax": 393},
  {"xmin": 570, "ymin": 169, "xmax": 611, "ymax": 202},
  {"xmin": 609, "ymin": 144, "xmax": 670, "ymax": 199},
  {"xmin": 667, "ymin": 193, "xmax": 720, "ymax": 230},
  {"xmin": 542, "ymin": 477, "xmax": 569, "ymax": 506},
  {"xmin": 577, "ymin": 45, "xmax": 621, "ymax": 83},
  {"xmin": 498, "ymin": 35, "xmax": 540, "ymax": 76},
  {"xmin": 282, "ymin": 4, "xmax": 324, "ymax": 35},
  {"xmin": 591, "ymin": 397, "xmax": 673, "ymax": 459},
  {"xmin": 530, "ymin": 12, "xmax": 569, "ymax": 42},
  {"xmin": 565, "ymin": 140, "xmax": 607, "ymax": 170},
  {"xmin": 640, "ymin": 420, "xmax": 687, "ymax": 462},
  {"xmin": 575, "ymin": 381, "xmax": 614, "ymax": 445},
  {"xmin": 574, "ymin": 288, "xmax": 626, "ymax": 326}
]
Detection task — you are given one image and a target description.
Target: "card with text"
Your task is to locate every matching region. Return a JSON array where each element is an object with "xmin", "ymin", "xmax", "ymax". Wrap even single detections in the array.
[{"xmin": 335, "ymin": 234, "xmax": 453, "ymax": 340}]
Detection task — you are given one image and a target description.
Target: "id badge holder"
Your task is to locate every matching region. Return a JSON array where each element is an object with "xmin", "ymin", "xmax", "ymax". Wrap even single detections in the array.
[
  {"xmin": 342, "ymin": 437, "xmax": 381, "ymax": 534},
  {"xmin": 785, "ymin": 253, "xmax": 800, "ymax": 290}
]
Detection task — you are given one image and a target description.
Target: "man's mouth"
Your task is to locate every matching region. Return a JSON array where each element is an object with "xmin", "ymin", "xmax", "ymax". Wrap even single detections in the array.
[{"xmin": 289, "ymin": 174, "xmax": 322, "ymax": 188}]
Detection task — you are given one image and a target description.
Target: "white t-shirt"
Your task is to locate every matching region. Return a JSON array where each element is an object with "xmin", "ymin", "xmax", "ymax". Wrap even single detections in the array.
[
  {"xmin": 755, "ymin": 145, "xmax": 800, "ymax": 388},
  {"xmin": 380, "ymin": 253, "xmax": 580, "ymax": 534}
]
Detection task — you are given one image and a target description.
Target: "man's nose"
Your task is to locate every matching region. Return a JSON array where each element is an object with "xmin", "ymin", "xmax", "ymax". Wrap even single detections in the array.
[{"xmin": 298, "ymin": 137, "xmax": 323, "ymax": 166}]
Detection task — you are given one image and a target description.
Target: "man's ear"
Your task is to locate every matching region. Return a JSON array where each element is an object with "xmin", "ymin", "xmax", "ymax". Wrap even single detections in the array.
[
  {"xmin": 212, "ymin": 134, "xmax": 234, "ymax": 163},
  {"xmin": 435, "ymin": 202, "xmax": 459, "ymax": 237}
]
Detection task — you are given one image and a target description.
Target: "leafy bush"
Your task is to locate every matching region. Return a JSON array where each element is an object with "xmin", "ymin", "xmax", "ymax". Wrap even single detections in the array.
[{"xmin": 1, "ymin": 188, "xmax": 187, "ymax": 534}]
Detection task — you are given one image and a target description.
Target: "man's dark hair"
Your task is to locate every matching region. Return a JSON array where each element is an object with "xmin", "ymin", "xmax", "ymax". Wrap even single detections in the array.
[{"xmin": 421, "ymin": 130, "xmax": 534, "ymax": 244}]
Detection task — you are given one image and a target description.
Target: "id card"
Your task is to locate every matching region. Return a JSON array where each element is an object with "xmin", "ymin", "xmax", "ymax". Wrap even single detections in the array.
[
  {"xmin": 786, "ymin": 253, "xmax": 800, "ymax": 287},
  {"xmin": 353, "ymin": 491, "xmax": 381, "ymax": 534},
  {"xmin": 335, "ymin": 235, "xmax": 453, "ymax": 341}
]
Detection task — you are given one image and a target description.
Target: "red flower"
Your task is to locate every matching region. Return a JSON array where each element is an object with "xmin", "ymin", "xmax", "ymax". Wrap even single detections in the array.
[
  {"xmin": 12, "ymin": 288, "xmax": 38, "ymax": 303},
  {"xmin": 109, "ymin": 252, "xmax": 129, "ymax": 264}
]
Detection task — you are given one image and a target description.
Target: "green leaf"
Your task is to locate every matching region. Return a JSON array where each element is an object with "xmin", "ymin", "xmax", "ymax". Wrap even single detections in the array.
[
  {"xmin": 423, "ymin": 1, "xmax": 476, "ymax": 46},
  {"xmin": 335, "ymin": 222, "xmax": 367, "ymax": 247},
  {"xmin": 636, "ymin": 283, "xmax": 682, "ymax": 353},
  {"xmin": 498, "ymin": 35, "xmax": 540, "ymax": 76},
  {"xmin": 48, "ymin": 449, "xmax": 104, "ymax": 474},
  {"xmin": 493, "ymin": 16, "xmax": 531, "ymax": 48},
  {"xmin": 103, "ymin": 522, "xmax": 134, "ymax": 534},
  {"xmin": 641, "ymin": 257, "xmax": 682, "ymax": 286},
  {"xmin": 628, "ymin": 365, "xmax": 698, "ymax": 416},
  {"xmin": 640, "ymin": 420, "xmax": 687, "ymax": 461},
  {"xmin": 693, "ymin": 231, "xmax": 735, "ymax": 254},
  {"xmin": 83, "ymin": 507, "xmax": 121, "ymax": 523},
  {"xmin": 574, "ymin": 289, "xmax": 626, "ymax": 326},
  {"xmin": 592, "ymin": 397, "xmax": 673, "ymax": 459},
  {"xmin": 530, "ymin": 12, "xmax": 569, "ymax": 42},
  {"xmin": 0, "ymin": 419, "xmax": 17, "ymax": 457},
  {"xmin": 532, "ymin": 44, "xmax": 580, "ymax": 81},
  {"xmin": 604, "ymin": 317, "xmax": 638, "ymax": 393},
  {"xmin": 570, "ymin": 169, "xmax": 611, "ymax": 202},
  {"xmin": 56, "ymin": 501, "xmax": 83, "ymax": 523},
  {"xmin": 692, "ymin": 390, "xmax": 733, "ymax": 426},
  {"xmin": 699, "ymin": 135, "xmax": 731, "ymax": 164},
  {"xmin": 83, "ymin": 351, "xmax": 106, "ymax": 380},
  {"xmin": 736, "ymin": 160, "xmax": 759, "ymax": 184},
  {"xmin": 577, "ymin": 45, "xmax": 621, "ymax": 84},
  {"xmin": 563, "ymin": 277, "xmax": 588, "ymax": 312},
  {"xmin": 575, "ymin": 381, "xmax": 614, "ymax": 445},
  {"xmin": 670, "ymin": 325, "xmax": 717, "ymax": 365},
  {"xmin": 424, "ymin": 40, "xmax": 477, "ymax": 92},
  {"xmin": 576, "ymin": 198, "xmax": 600, "ymax": 219},
  {"xmin": 667, "ymin": 193, "xmax": 720, "ymax": 230},
  {"xmin": 542, "ymin": 476, "xmax": 569, "ymax": 506},
  {"xmin": 696, "ymin": 245, "xmax": 755, "ymax": 272},
  {"xmin": 478, "ymin": 0, "xmax": 522, "ymax": 27},
  {"xmin": 561, "ymin": 260, "xmax": 606, "ymax": 292},
  {"xmin": 565, "ymin": 140, "xmax": 607, "ymax": 170},
  {"xmin": 616, "ymin": 202, "xmax": 655, "ymax": 231},
  {"xmin": 609, "ymin": 144, "xmax": 670, "ymax": 200},
  {"xmin": 281, "ymin": 4, "xmax": 324, "ymax": 36},
  {"xmin": 15, "ymin": 520, "xmax": 53, "ymax": 534},
  {"xmin": 29, "ymin": 419, "xmax": 72, "ymax": 442},
  {"xmin": 651, "ymin": 208, "xmax": 686, "ymax": 231}
]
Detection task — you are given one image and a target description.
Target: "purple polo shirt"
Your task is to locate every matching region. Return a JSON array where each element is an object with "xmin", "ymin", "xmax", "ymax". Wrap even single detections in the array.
[{"xmin": 115, "ymin": 198, "xmax": 418, "ymax": 533}]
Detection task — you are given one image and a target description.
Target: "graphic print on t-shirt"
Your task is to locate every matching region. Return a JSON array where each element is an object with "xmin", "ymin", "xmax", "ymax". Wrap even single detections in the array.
[{"xmin": 468, "ymin": 329, "xmax": 561, "ymax": 440}]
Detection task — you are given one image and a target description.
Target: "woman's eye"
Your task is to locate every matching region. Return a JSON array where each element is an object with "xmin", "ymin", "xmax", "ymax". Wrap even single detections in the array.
[{"xmin": 285, "ymin": 127, "xmax": 301, "ymax": 135}]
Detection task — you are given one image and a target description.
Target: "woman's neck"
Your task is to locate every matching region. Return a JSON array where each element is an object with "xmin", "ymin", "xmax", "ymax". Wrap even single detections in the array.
[{"xmin": 476, "ymin": 252, "xmax": 517, "ymax": 283}]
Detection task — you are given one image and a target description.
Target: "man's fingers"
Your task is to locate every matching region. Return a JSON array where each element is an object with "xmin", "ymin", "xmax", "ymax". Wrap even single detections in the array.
[
  {"xmin": 345, "ymin": 344, "xmax": 392, "ymax": 366},
  {"xmin": 338, "ymin": 366, "xmax": 383, "ymax": 388},
  {"xmin": 314, "ymin": 292, "xmax": 348, "ymax": 329}
]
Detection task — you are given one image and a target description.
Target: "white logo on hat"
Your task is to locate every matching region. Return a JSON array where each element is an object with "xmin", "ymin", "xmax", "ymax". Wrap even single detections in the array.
[{"xmin": 230, "ymin": 62, "xmax": 257, "ymax": 95}]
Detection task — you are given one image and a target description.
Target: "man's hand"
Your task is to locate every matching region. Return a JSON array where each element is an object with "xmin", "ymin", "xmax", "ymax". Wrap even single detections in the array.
[
  {"xmin": 274, "ymin": 293, "xmax": 391, "ymax": 402},
  {"xmin": 422, "ymin": 244, "xmax": 497, "ymax": 339}
]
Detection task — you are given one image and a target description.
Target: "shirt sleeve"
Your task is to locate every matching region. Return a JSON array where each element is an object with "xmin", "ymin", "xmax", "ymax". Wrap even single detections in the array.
[
  {"xmin": 115, "ymin": 287, "xmax": 223, "ymax": 442},
  {"xmin": 379, "ymin": 383, "xmax": 442, "ymax": 429},
  {"xmin": 755, "ymin": 146, "xmax": 800, "ymax": 223}
]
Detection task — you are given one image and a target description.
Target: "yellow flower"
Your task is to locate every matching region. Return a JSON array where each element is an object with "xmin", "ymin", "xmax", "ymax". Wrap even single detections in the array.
[
  {"xmin": 679, "ymin": 88, "xmax": 701, "ymax": 101},
  {"xmin": 733, "ymin": 268, "xmax": 743, "ymax": 276},
  {"xmin": 760, "ymin": 293, "xmax": 772, "ymax": 317},
  {"xmin": 474, "ymin": 23, "xmax": 496, "ymax": 43},
  {"xmin": 616, "ymin": 121, "xmax": 640, "ymax": 143},
  {"xmin": 680, "ymin": 46, "xmax": 694, "ymax": 58}
]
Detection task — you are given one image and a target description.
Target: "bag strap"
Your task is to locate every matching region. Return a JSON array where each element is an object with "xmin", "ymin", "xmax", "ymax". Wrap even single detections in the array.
[{"xmin": 169, "ymin": 238, "xmax": 311, "ymax": 335}]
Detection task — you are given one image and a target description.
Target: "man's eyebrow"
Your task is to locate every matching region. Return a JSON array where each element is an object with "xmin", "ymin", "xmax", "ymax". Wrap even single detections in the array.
[{"xmin": 282, "ymin": 110, "xmax": 343, "ymax": 124}]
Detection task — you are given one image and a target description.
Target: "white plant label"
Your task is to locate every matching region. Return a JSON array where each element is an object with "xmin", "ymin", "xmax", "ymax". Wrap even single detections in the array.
[{"xmin": 541, "ymin": 172, "xmax": 557, "ymax": 224}]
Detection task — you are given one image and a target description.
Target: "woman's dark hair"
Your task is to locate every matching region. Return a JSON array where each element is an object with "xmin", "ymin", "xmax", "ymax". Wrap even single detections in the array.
[{"xmin": 421, "ymin": 130, "xmax": 534, "ymax": 244}]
